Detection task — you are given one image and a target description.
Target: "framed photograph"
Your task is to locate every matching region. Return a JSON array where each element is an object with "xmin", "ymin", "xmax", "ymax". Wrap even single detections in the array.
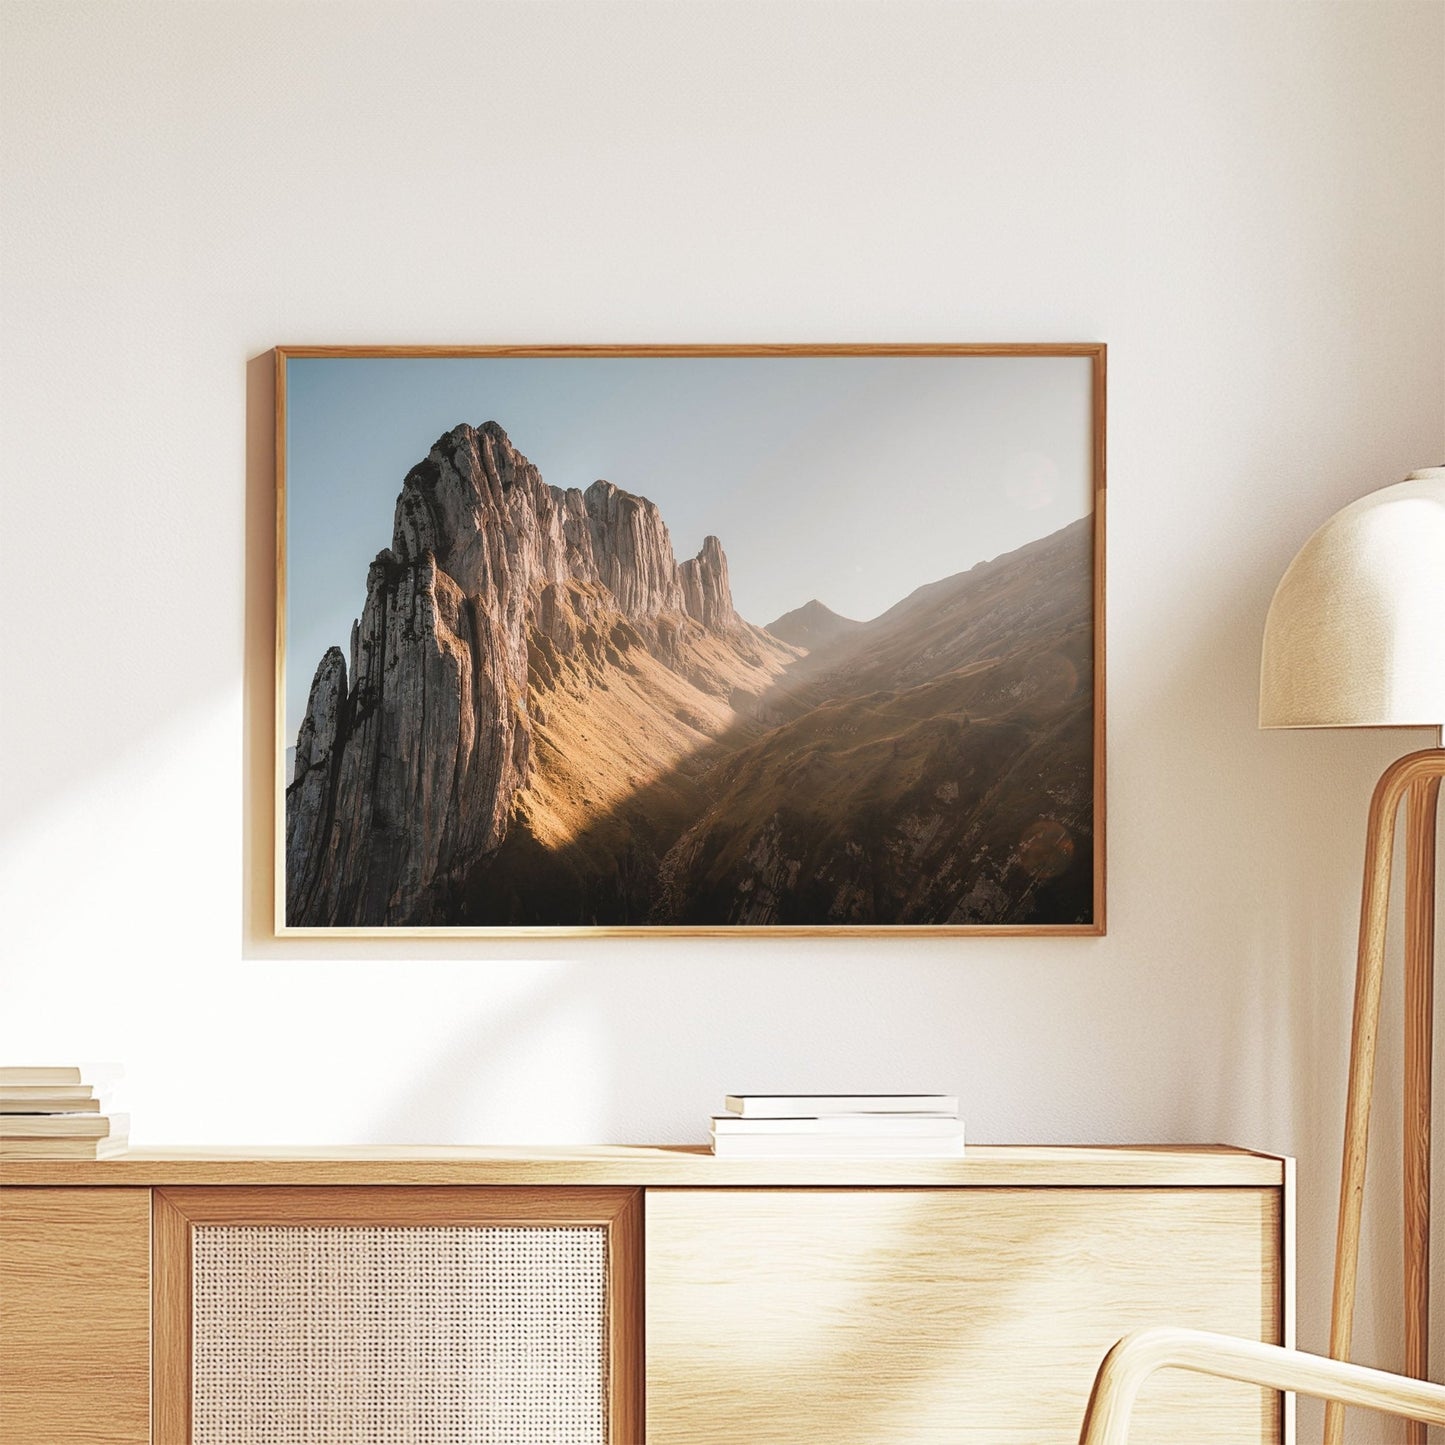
[{"xmin": 276, "ymin": 345, "xmax": 1105, "ymax": 936}]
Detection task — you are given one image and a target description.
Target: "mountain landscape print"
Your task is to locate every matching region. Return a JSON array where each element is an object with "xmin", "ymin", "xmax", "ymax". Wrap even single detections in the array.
[{"xmin": 279, "ymin": 348, "xmax": 1103, "ymax": 934}]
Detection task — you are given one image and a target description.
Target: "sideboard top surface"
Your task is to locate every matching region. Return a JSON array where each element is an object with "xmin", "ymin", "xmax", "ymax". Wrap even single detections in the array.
[{"xmin": 0, "ymin": 1144, "xmax": 1286, "ymax": 1188}]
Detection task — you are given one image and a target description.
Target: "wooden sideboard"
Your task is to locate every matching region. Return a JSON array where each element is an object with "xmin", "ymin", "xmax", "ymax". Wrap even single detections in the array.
[{"xmin": 0, "ymin": 1145, "xmax": 1292, "ymax": 1444}]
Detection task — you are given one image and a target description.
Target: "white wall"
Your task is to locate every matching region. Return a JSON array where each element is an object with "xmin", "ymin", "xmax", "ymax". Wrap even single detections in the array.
[{"xmin": 2, "ymin": 1, "xmax": 1441, "ymax": 1436}]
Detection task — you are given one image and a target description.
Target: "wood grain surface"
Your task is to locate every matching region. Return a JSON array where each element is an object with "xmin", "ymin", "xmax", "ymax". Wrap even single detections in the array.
[
  {"xmin": 0, "ymin": 1187, "xmax": 151, "ymax": 1445},
  {"xmin": 1327, "ymin": 749, "xmax": 1445, "ymax": 1445},
  {"xmin": 0, "ymin": 1142, "xmax": 1285, "ymax": 1189},
  {"xmin": 1079, "ymin": 1327, "xmax": 1445, "ymax": 1445},
  {"xmin": 1403, "ymin": 773, "xmax": 1440, "ymax": 1445},
  {"xmin": 645, "ymin": 1187, "xmax": 1282, "ymax": 1444},
  {"xmin": 0, "ymin": 1152, "xmax": 1291, "ymax": 1445}
]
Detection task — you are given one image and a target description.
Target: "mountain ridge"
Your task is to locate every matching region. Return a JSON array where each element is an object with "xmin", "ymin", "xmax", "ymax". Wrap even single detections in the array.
[
  {"xmin": 286, "ymin": 423, "xmax": 1093, "ymax": 928},
  {"xmin": 286, "ymin": 421, "xmax": 795, "ymax": 927}
]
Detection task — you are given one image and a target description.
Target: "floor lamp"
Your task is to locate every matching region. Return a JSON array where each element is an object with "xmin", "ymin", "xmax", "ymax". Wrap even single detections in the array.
[{"xmin": 1260, "ymin": 467, "xmax": 1445, "ymax": 1445}]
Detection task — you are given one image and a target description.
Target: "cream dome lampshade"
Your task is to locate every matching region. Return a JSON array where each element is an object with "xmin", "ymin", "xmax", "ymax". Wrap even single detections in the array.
[
  {"xmin": 1259, "ymin": 467, "xmax": 1445, "ymax": 1445},
  {"xmin": 1261, "ymin": 468, "xmax": 1445, "ymax": 732}
]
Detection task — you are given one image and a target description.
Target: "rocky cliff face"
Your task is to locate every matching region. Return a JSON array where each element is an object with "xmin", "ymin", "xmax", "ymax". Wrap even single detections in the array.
[
  {"xmin": 285, "ymin": 422, "xmax": 766, "ymax": 927},
  {"xmin": 678, "ymin": 534, "xmax": 733, "ymax": 632}
]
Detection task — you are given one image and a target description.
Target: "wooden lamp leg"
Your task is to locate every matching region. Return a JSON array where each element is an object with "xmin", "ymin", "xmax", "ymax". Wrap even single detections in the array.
[
  {"xmin": 1325, "ymin": 749, "xmax": 1445, "ymax": 1445},
  {"xmin": 1404, "ymin": 774, "xmax": 1440, "ymax": 1445},
  {"xmin": 1324, "ymin": 762, "xmax": 1400, "ymax": 1445}
]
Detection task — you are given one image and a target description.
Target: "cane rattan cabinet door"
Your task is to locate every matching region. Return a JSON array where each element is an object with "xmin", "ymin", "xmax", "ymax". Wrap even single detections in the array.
[{"xmin": 155, "ymin": 1186, "xmax": 643, "ymax": 1445}]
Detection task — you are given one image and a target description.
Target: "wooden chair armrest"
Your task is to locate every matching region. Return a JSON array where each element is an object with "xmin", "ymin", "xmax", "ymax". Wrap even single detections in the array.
[{"xmin": 1077, "ymin": 1327, "xmax": 1445, "ymax": 1445}]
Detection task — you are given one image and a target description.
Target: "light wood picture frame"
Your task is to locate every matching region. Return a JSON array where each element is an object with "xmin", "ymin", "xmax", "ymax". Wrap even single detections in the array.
[{"xmin": 276, "ymin": 345, "xmax": 1106, "ymax": 937}]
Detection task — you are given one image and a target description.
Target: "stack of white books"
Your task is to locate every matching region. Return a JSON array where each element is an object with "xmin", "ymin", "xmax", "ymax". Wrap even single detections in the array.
[
  {"xmin": 711, "ymin": 1094, "xmax": 964, "ymax": 1158},
  {"xmin": 0, "ymin": 1065, "xmax": 128, "ymax": 1159}
]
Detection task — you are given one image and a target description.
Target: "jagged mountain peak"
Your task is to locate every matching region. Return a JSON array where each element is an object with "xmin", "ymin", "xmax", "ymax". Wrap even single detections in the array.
[
  {"xmin": 431, "ymin": 418, "xmax": 514, "ymax": 447},
  {"xmin": 582, "ymin": 476, "xmax": 666, "ymax": 523},
  {"xmin": 286, "ymin": 423, "xmax": 768, "ymax": 927},
  {"xmin": 413, "ymin": 419, "xmax": 522, "ymax": 474}
]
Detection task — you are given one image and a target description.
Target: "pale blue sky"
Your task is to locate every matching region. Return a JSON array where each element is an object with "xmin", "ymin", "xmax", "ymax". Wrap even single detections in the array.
[{"xmin": 285, "ymin": 354, "xmax": 1093, "ymax": 738}]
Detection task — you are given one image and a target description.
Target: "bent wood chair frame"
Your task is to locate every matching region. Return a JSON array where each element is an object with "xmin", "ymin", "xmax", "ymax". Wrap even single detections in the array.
[{"xmin": 1078, "ymin": 1327, "xmax": 1445, "ymax": 1445}]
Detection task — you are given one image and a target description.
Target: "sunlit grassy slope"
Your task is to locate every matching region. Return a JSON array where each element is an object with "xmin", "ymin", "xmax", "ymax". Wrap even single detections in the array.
[
  {"xmin": 658, "ymin": 517, "xmax": 1095, "ymax": 925},
  {"xmin": 449, "ymin": 517, "xmax": 1093, "ymax": 926}
]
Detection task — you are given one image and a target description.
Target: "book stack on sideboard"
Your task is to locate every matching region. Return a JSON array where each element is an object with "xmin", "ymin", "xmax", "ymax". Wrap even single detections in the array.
[
  {"xmin": 711, "ymin": 1093, "xmax": 964, "ymax": 1157},
  {"xmin": 0, "ymin": 1065, "xmax": 127, "ymax": 1159}
]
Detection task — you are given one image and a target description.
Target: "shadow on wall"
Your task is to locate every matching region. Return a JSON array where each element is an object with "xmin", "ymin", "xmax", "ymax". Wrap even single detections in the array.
[
  {"xmin": 243, "ymin": 350, "xmax": 1095, "ymax": 950},
  {"xmin": 358, "ymin": 964, "xmax": 1267, "ymax": 1440},
  {"xmin": 242, "ymin": 351, "xmax": 276, "ymax": 957},
  {"xmin": 365, "ymin": 968, "xmax": 1277, "ymax": 1439}
]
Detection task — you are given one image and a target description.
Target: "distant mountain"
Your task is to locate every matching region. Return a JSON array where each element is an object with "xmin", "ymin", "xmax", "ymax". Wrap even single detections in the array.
[{"xmin": 765, "ymin": 599, "xmax": 864, "ymax": 652}]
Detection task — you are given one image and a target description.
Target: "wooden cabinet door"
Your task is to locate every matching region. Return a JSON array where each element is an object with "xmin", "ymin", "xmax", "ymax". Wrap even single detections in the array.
[
  {"xmin": 0, "ymin": 1187, "xmax": 151, "ymax": 1445},
  {"xmin": 155, "ymin": 1186, "xmax": 643, "ymax": 1445},
  {"xmin": 645, "ymin": 1187, "xmax": 1283, "ymax": 1444}
]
